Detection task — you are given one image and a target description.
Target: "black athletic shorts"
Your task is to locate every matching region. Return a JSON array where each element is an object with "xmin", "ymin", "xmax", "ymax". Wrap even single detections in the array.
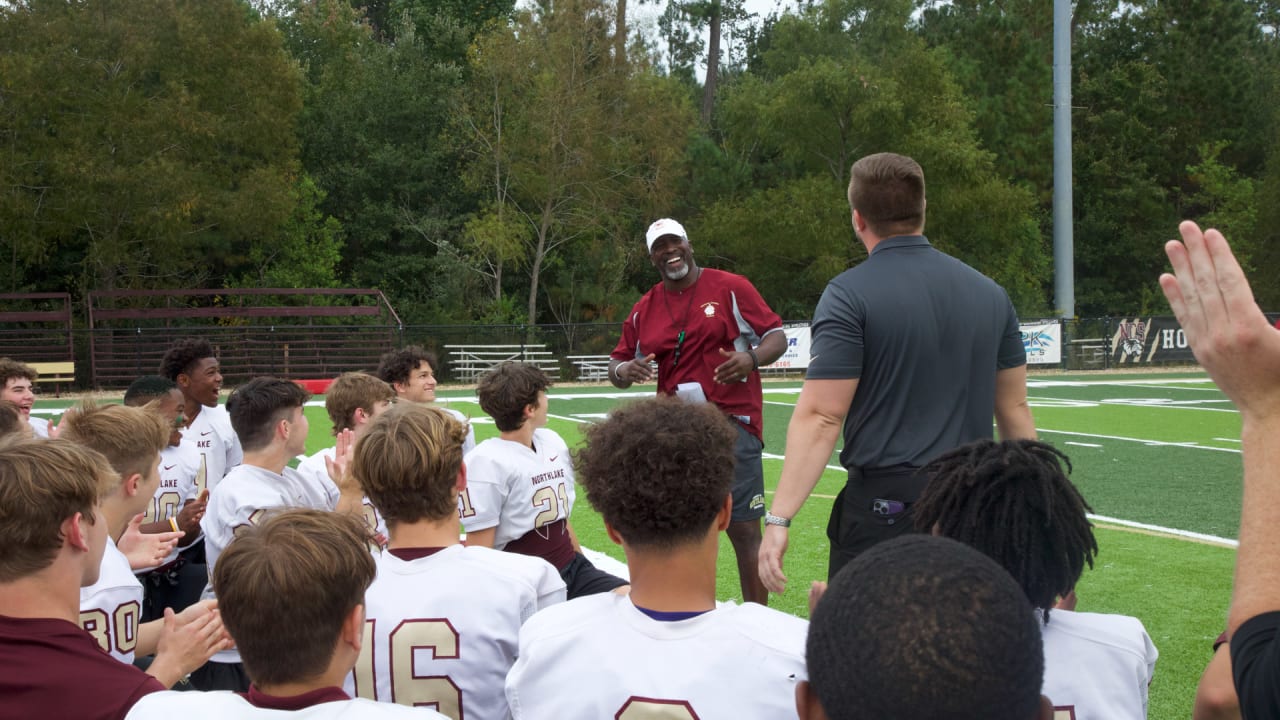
[{"xmin": 560, "ymin": 551, "xmax": 628, "ymax": 599}]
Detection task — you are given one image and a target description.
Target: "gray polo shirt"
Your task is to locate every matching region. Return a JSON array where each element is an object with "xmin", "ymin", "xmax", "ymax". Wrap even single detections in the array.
[{"xmin": 806, "ymin": 235, "xmax": 1025, "ymax": 469}]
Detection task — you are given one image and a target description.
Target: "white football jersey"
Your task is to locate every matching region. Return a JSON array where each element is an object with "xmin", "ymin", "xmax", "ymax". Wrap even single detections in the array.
[
  {"xmin": 296, "ymin": 447, "xmax": 387, "ymax": 541},
  {"xmin": 461, "ymin": 429, "xmax": 575, "ymax": 549},
  {"xmin": 506, "ymin": 594, "xmax": 808, "ymax": 720},
  {"xmin": 439, "ymin": 406, "xmax": 477, "ymax": 456},
  {"xmin": 28, "ymin": 415, "xmax": 50, "ymax": 438},
  {"xmin": 79, "ymin": 536, "xmax": 144, "ymax": 664},
  {"xmin": 1041, "ymin": 609, "xmax": 1158, "ymax": 720},
  {"xmin": 126, "ymin": 689, "xmax": 445, "ymax": 719},
  {"xmin": 202, "ymin": 463, "xmax": 333, "ymax": 664},
  {"xmin": 346, "ymin": 545, "xmax": 566, "ymax": 719},
  {"xmin": 138, "ymin": 442, "xmax": 205, "ymax": 569},
  {"xmin": 180, "ymin": 404, "xmax": 242, "ymax": 494}
]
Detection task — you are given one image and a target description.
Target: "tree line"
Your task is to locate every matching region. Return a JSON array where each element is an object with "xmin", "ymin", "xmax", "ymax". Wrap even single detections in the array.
[{"xmin": 2, "ymin": 0, "xmax": 1276, "ymax": 325}]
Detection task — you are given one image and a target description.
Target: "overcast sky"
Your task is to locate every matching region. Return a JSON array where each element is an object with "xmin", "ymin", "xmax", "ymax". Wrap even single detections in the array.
[{"xmin": 628, "ymin": 0, "xmax": 800, "ymax": 78}]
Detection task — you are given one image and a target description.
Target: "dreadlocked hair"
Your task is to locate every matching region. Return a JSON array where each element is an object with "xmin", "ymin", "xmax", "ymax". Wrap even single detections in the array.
[{"xmin": 914, "ymin": 438, "xmax": 1097, "ymax": 622}]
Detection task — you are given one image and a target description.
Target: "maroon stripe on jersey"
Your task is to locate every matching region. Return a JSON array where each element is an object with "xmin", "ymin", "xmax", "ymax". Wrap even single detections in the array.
[
  {"xmin": 245, "ymin": 685, "xmax": 350, "ymax": 710},
  {"xmin": 503, "ymin": 519, "xmax": 575, "ymax": 570},
  {"xmin": 388, "ymin": 547, "xmax": 449, "ymax": 562}
]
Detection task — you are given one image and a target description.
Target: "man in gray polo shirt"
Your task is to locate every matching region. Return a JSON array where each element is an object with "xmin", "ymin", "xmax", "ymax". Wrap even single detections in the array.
[{"xmin": 758, "ymin": 152, "xmax": 1037, "ymax": 592}]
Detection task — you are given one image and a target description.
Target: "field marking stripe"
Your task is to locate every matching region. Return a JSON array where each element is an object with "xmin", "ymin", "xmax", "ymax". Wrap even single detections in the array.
[
  {"xmin": 1090, "ymin": 514, "xmax": 1238, "ymax": 548},
  {"xmin": 1038, "ymin": 427, "xmax": 1241, "ymax": 453},
  {"xmin": 1064, "ymin": 441, "xmax": 1102, "ymax": 448},
  {"xmin": 762, "ymin": 451, "xmax": 843, "ymax": 473}
]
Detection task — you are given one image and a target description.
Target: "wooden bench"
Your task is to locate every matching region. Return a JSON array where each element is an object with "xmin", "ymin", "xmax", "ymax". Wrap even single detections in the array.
[
  {"xmin": 30, "ymin": 361, "xmax": 75, "ymax": 396},
  {"xmin": 566, "ymin": 355, "xmax": 612, "ymax": 381},
  {"xmin": 445, "ymin": 345, "xmax": 561, "ymax": 382}
]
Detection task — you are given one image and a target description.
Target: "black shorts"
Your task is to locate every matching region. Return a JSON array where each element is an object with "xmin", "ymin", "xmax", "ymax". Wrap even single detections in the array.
[
  {"xmin": 560, "ymin": 551, "xmax": 628, "ymax": 599},
  {"xmin": 189, "ymin": 660, "xmax": 250, "ymax": 693},
  {"xmin": 730, "ymin": 424, "xmax": 766, "ymax": 523},
  {"xmin": 826, "ymin": 465, "xmax": 927, "ymax": 580}
]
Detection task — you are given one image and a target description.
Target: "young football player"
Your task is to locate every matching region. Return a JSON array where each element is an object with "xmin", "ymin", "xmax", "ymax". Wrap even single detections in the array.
[
  {"xmin": 0, "ymin": 357, "xmax": 51, "ymax": 437},
  {"xmin": 801, "ymin": 534, "xmax": 1054, "ymax": 720},
  {"xmin": 505, "ymin": 396, "xmax": 806, "ymax": 718},
  {"xmin": 159, "ymin": 338, "xmax": 242, "ymax": 494},
  {"xmin": 375, "ymin": 345, "xmax": 475, "ymax": 454},
  {"xmin": 59, "ymin": 402, "xmax": 228, "ymax": 688},
  {"xmin": 0, "ymin": 439, "xmax": 166, "ymax": 720},
  {"xmin": 463, "ymin": 361, "xmax": 627, "ymax": 598},
  {"xmin": 295, "ymin": 372, "xmax": 399, "ymax": 542},
  {"xmin": 913, "ymin": 438, "xmax": 1158, "ymax": 720},
  {"xmin": 345, "ymin": 402, "xmax": 564, "ymax": 717},
  {"xmin": 124, "ymin": 375, "xmax": 209, "ymax": 620},
  {"xmin": 125, "ymin": 510, "xmax": 441, "ymax": 719},
  {"xmin": 197, "ymin": 377, "xmax": 364, "ymax": 691}
]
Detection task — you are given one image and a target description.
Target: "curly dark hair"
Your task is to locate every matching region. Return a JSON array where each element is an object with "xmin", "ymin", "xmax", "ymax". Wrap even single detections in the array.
[
  {"xmin": 0, "ymin": 358, "xmax": 36, "ymax": 387},
  {"xmin": 808, "ymin": 535, "xmax": 1044, "ymax": 720},
  {"xmin": 158, "ymin": 338, "xmax": 216, "ymax": 380},
  {"xmin": 226, "ymin": 377, "xmax": 311, "ymax": 452},
  {"xmin": 375, "ymin": 345, "xmax": 439, "ymax": 388},
  {"xmin": 574, "ymin": 396, "xmax": 736, "ymax": 549},
  {"xmin": 913, "ymin": 438, "xmax": 1097, "ymax": 621},
  {"xmin": 476, "ymin": 362, "xmax": 550, "ymax": 432}
]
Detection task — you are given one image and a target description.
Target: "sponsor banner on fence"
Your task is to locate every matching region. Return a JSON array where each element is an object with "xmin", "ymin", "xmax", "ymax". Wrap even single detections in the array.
[
  {"xmin": 1110, "ymin": 317, "xmax": 1196, "ymax": 364},
  {"xmin": 1020, "ymin": 320, "xmax": 1062, "ymax": 365},
  {"xmin": 763, "ymin": 324, "xmax": 811, "ymax": 371}
]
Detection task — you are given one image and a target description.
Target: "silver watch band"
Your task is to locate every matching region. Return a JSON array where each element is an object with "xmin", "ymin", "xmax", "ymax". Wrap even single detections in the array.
[{"xmin": 764, "ymin": 512, "xmax": 791, "ymax": 528}]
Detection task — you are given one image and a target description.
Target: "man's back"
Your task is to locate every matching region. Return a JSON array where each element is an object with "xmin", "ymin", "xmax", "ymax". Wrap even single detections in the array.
[
  {"xmin": 810, "ymin": 235, "xmax": 1024, "ymax": 468},
  {"xmin": 0, "ymin": 614, "xmax": 163, "ymax": 720},
  {"xmin": 506, "ymin": 593, "xmax": 807, "ymax": 720},
  {"xmin": 349, "ymin": 545, "xmax": 565, "ymax": 717}
]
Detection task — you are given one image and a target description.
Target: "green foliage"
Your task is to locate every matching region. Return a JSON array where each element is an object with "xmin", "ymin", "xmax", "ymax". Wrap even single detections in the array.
[
  {"xmin": 457, "ymin": 0, "xmax": 697, "ymax": 325},
  {"xmin": 0, "ymin": 0, "xmax": 303, "ymax": 293},
  {"xmin": 705, "ymin": 2, "xmax": 1049, "ymax": 317},
  {"xmin": 230, "ymin": 174, "xmax": 344, "ymax": 289}
]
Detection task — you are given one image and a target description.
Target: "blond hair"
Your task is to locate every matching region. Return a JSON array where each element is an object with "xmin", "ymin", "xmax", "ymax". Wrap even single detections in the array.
[
  {"xmin": 0, "ymin": 438, "xmax": 117, "ymax": 581},
  {"xmin": 353, "ymin": 403, "xmax": 467, "ymax": 525},
  {"xmin": 58, "ymin": 401, "xmax": 168, "ymax": 486}
]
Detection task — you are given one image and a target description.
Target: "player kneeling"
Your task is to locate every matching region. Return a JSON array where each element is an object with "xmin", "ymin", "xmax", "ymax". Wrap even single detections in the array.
[
  {"xmin": 346, "ymin": 403, "xmax": 565, "ymax": 718},
  {"xmin": 126, "ymin": 510, "xmax": 441, "ymax": 719},
  {"xmin": 506, "ymin": 396, "xmax": 807, "ymax": 719}
]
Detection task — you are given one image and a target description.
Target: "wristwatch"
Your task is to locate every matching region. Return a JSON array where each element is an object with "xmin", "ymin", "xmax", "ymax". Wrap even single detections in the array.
[{"xmin": 764, "ymin": 512, "xmax": 792, "ymax": 528}]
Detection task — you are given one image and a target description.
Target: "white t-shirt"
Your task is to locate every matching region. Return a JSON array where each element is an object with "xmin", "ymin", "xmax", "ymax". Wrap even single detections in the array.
[
  {"xmin": 440, "ymin": 406, "xmax": 477, "ymax": 456},
  {"xmin": 296, "ymin": 447, "xmax": 387, "ymax": 542},
  {"xmin": 506, "ymin": 594, "xmax": 808, "ymax": 720},
  {"xmin": 28, "ymin": 415, "xmax": 49, "ymax": 438},
  {"xmin": 346, "ymin": 545, "xmax": 566, "ymax": 718},
  {"xmin": 202, "ymin": 463, "xmax": 333, "ymax": 663},
  {"xmin": 461, "ymin": 429, "xmax": 575, "ymax": 549},
  {"xmin": 79, "ymin": 536, "xmax": 144, "ymax": 664},
  {"xmin": 180, "ymin": 404, "xmax": 242, "ymax": 494},
  {"xmin": 1041, "ymin": 609, "xmax": 1158, "ymax": 720},
  {"xmin": 126, "ymin": 689, "xmax": 444, "ymax": 719}
]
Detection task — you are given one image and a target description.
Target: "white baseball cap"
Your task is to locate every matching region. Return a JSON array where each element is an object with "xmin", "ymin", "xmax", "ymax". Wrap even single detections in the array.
[{"xmin": 645, "ymin": 218, "xmax": 688, "ymax": 252}]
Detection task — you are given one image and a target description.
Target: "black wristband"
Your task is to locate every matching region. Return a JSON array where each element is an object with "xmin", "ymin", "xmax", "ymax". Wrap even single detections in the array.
[{"xmin": 748, "ymin": 347, "xmax": 759, "ymax": 371}]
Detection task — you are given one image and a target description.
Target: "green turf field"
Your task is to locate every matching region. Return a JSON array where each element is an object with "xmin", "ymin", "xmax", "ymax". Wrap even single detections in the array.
[{"xmin": 32, "ymin": 371, "xmax": 1238, "ymax": 718}]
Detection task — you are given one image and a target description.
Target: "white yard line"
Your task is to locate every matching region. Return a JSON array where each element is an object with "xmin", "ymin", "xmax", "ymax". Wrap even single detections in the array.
[
  {"xmin": 1088, "ymin": 514, "xmax": 1237, "ymax": 548},
  {"xmin": 1064, "ymin": 441, "xmax": 1103, "ymax": 448},
  {"xmin": 1037, "ymin": 428, "xmax": 1240, "ymax": 454}
]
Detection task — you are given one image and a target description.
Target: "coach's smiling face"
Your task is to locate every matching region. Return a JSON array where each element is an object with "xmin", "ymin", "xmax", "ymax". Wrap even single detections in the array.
[{"xmin": 650, "ymin": 234, "xmax": 696, "ymax": 285}]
